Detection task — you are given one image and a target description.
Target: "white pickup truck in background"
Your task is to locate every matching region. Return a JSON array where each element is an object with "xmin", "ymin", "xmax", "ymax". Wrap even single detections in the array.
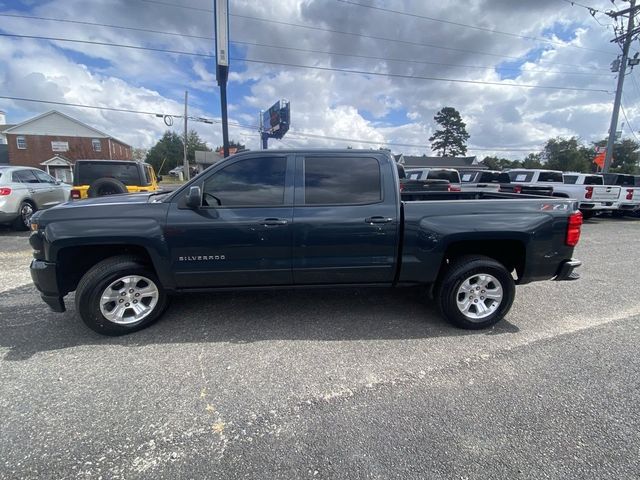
[
  {"xmin": 554, "ymin": 173, "xmax": 621, "ymax": 218},
  {"xmin": 598, "ymin": 173, "xmax": 640, "ymax": 215}
]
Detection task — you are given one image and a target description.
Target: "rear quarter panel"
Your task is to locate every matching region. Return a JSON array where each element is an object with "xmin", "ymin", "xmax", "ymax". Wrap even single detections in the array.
[{"xmin": 400, "ymin": 198, "xmax": 578, "ymax": 284}]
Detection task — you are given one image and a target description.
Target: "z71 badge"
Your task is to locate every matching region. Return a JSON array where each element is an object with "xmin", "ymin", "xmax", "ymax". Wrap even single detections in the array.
[{"xmin": 178, "ymin": 255, "xmax": 226, "ymax": 261}]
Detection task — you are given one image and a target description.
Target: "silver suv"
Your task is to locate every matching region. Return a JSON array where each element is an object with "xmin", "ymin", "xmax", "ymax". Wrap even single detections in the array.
[{"xmin": 0, "ymin": 166, "xmax": 70, "ymax": 230}]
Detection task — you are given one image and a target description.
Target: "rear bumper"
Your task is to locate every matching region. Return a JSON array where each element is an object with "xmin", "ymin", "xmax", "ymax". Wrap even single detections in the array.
[
  {"xmin": 30, "ymin": 259, "xmax": 66, "ymax": 312},
  {"xmin": 554, "ymin": 258, "xmax": 582, "ymax": 281}
]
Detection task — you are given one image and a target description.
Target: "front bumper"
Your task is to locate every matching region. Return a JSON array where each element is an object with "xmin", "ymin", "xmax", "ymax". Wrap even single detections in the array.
[
  {"xmin": 554, "ymin": 258, "xmax": 582, "ymax": 281},
  {"xmin": 30, "ymin": 259, "xmax": 66, "ymax": 312}
]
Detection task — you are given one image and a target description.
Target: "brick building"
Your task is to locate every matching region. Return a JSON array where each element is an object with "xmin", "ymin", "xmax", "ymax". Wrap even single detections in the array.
[{"xmin": 1, "ymin": 110, "xmax": 131, "ymax": 182}]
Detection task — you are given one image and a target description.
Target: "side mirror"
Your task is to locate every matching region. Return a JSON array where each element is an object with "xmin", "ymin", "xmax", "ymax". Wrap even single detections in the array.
[
  {"xmin": 186, "ymin": 186, "xmax": 202, "ymax": 209},
  {"xmin": 157, "ymin": 175, "xmax": 163, "ymax": 182}
]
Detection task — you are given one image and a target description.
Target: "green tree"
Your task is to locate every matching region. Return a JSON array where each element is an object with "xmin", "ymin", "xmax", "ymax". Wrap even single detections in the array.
[
  {"xmin": 482, "ymin": 156, "xmax": 522, "ymax": 170},
  {"xmin": 542, "ymin": 137, "xmax": 592, "ymax": 173},
  {"xmin": 145, "ymin": 131, "xmax": 184, "ymax": 175},
  {"xmin": 184, "ymin": 130, "xmax": 211, "ymax": 163},
  {"xmin": 214, "ymin": 139, "xmax": 246, "ymax": 152},
  {"xmin": 132, "ymin": 147, "xmax": 147, "ymax": 161},
  {"xmin": 593, "ymin": 138, "xmax": 640, "ymax": 174},
  {"xmin": 429, "ymin": 107, "xmax": 470, "ymax": 157},
  {"xmin": 522, "ymin": 153, "xmax": 544, "ymax": 169}
]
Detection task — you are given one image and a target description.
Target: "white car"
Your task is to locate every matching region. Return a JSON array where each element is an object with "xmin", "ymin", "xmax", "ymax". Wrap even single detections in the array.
[
  {"xmin": 554, "ymin": 173, "xmax": 621, "ymax": 218},
  {"xmin": 0, "ymin": 166, "xmax": 70, "ymax": 230}
]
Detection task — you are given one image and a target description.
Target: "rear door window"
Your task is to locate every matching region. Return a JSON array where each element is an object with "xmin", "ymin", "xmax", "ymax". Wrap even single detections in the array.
[
  {"xmin": 12, "ymin": 170, "xmax": 40, "ymax": 183},
  {"xmin": 538, "ymin": 171, "xmax": 563, "ymax": 182},
  {"xmin": 32, "ymin": 170, "xmax": 57, "ymax": 184},
  {"xmin": 303, "ymin": 156, "xmax": 381, "ymax": 205},
  {"xmin": 477, "ymin": 172, "xmax": 500, "ymax": 183},
  {"xmin": 583, "ymin": 175, "xmax": 603, "ymax": 185},
  {"xmin": 508, "ymin": 172, "xmax": 534, "ymax": 183},
  {"xmin": 426, "ymin": 170, "xmax": 460, "ymax": 183},
  {"xmin": 203, "ymin": 156, "xmax": 287, "ymax": 207}
]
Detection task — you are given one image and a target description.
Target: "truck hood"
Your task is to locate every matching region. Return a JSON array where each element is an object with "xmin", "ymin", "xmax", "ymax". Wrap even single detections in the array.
[{"xmin": 65, "ymin": 192, "xmax": 159, "ymax": 207}]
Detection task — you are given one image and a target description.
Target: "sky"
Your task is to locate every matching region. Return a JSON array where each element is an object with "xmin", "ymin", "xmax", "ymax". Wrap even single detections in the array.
[{"xmin": 0, "ymin": 0, "xmax": 636, "ymax": 159}]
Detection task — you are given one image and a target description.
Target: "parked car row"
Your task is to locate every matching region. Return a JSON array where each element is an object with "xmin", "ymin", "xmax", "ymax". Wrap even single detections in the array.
[{"xmin": 401, "ymin": 166, "xmax": 640, "ymax": 218}]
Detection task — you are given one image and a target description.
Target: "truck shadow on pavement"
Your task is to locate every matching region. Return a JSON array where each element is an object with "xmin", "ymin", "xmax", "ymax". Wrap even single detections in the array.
[{"xmin": 1, "ymin": 284, "xmax": 519, "ymax": 361}]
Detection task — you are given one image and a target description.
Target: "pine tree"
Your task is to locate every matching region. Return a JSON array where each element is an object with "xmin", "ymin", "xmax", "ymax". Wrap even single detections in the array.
[{"xmin": 429, "ymin": 107, "xmax": 470, "ymax": 157}]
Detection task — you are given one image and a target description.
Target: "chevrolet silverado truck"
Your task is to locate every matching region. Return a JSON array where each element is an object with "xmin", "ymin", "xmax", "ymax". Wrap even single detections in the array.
[
  {"xmin": 29, "ymin": 150, "xmax": 583, "ymax": 336},
  {"xmin": 499, "ymin": 169, "xmax": 558, "ymax": 196},
  {"xmin": 555, "ymin": 173, "xmax": 621, "ymax": 218}
]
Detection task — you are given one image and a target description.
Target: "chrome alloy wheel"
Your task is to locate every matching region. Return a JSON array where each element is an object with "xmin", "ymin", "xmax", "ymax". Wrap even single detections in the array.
[
  {"xmin": 455, "ymin": 273, "xmax": 503, "ymax": 321},
  {"xmin": 99, "ymin": 275, "xmax": 159, "ymax": 325},
  {"xmin": 21, "ymin": 203, "xmax": 34, "ymax": 227}
]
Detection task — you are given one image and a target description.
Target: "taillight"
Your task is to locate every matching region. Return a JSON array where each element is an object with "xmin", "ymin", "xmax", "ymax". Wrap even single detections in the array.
[
  {"xmin": 70, "ymin": 189, "xmax": 81, "ymax": 199},
  {"xmin": 399, "ymin": 183, "xmax": 404, "ymax": 192},
  {"xmin": 585, "ymin": 186, "xmax": 593, "ymax": 199},
  {"xmin": 566, "ymin": 211, "xmax": 583, "ymax": 247},
  {"xmin": 626, "ymin": 188, "xmax": 634, "ymax": 200},
  {"xmin": 0, "ymin": 187, "xmax": 11, "ymax": 196},
  {"xmin": 513, "ymin": 185, "xmax": 522, "ymax": 194},
  {"xmin": 448, "ymin": 184, "xmax": 461, "ymax": 192}
]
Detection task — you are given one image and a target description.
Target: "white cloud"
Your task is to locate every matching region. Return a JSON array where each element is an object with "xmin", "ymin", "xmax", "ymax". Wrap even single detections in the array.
[{"xmin": 0, "ymin": 0, "xmax": 634, "ymax": 159}]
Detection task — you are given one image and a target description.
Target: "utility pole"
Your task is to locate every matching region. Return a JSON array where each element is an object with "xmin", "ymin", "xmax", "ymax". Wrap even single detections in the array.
[
  {"xmin": 604, "ymin": 0, "xmax": 638, "ymax": 172},
  {"xmin": 183, "ymin": 90, "xmax": 190, "ymax": 181},
  {"xmin": 214, "ymin": 0, "xmax": 230, "ymax": 158}
]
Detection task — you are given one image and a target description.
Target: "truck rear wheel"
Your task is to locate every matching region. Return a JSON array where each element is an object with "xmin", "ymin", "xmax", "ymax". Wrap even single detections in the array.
[
  {"xmin": 437, "ymin": 255, "xmax": 515, "ymax": 329},
  {"xmin": 75, "ymin": 255, "xmax": 168, "ymax": 335}
]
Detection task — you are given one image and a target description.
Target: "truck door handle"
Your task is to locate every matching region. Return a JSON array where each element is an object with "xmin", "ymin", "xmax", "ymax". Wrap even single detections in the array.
[
  {"xmin": 262, "ymin": 218, "xmax": 288, "ymax": 226},
  {"xmin": 365, "ymin": 216, "xmax": 393, "ymax": 224}
]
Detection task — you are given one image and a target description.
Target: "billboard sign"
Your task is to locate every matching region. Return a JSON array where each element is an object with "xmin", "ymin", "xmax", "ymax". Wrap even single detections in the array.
[{"xmin": 261, "ymin": 100, "xmax": 290, "ymax": 139}]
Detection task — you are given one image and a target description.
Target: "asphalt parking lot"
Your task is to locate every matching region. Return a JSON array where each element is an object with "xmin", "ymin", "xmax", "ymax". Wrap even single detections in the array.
[{"xmin": 1, "ymin": 217, "xmax": 639, "ymax": 479}]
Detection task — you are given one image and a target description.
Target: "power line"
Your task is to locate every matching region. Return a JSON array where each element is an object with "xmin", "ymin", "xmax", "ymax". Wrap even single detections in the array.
[
  {"xmin": 132, "ymin": 0, "xmax": 605, "ymax": 69},
  {"xmin": 620, "ymin": 95, "xmax": 640, "ymax": 142},
  {"xmin": 559, "ymin": 0, "xmax": 606, "ymax": 14},
  {"xmin": 0, "ymin": 12, "xmax": 211, "ymax": 40},
  {"xmin": 235, "ymin": 40, "xmax": 613, "ymax": 77},
  {"xmin": 230, "ymin": 13, "xmax": 592, "ymax": 68},
  {"xmin": 240, "ymin": 57, "xmax": 611, "ymax": 92},
  {"xmin": 0, "ymin": 32, "xmax": 213, "ymax": 58},
  {"xmin": 0, "ymin": 12, "xmax": 611, "ymax": 77},
  {"xmin": 0, "ymin": 94, "xmax": 541, "ymax": 152},
  {"xmin": 0, "ymin": 32, "xmax": 610, "ymax": 91},
  {"xmin": 338, "ymin": 0, "xmax": 616, "ymax": 55}
]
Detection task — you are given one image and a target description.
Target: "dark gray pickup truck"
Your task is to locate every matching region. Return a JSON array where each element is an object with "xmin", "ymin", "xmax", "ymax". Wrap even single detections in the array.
[{"xmin": 29, "ymin": 150, "xmax": 582, "ymax": 335}]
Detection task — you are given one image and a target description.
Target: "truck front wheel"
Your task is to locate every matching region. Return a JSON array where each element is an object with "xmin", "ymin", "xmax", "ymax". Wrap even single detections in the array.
[
  {"xmin": 75, "ymin": 255, "xmax": 169, "ymax": 335},
  {"xmin": 437, "ymin": 255, "xmax": 515, "ymax": 329}
]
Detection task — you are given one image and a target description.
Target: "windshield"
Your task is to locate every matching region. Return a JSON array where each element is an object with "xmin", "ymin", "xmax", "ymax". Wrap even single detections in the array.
[
  {"xmin": 74, "ymin": 162, "xmax": 141, "ymax": 186},
  {"xmin": 583, "ymin": 175, "xmax": 604, "ymax": 185}
]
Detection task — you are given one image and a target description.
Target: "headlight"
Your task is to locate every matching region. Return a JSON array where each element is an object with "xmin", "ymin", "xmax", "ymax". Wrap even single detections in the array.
[{"xmin": 30, "ymin": 222, "xmax": 38, "ymax": 232}]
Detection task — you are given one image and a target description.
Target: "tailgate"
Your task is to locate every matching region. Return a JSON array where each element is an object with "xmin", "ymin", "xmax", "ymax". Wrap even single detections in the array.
[{"xmin": 592, "ymin": 185, "xmax": 620, "ymax": 201}]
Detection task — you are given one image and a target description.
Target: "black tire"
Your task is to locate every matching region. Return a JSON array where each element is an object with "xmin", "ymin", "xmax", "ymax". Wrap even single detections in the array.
[
  {"xmin": 11, "ymin": 200, "xmax": 35, "ymax": 231},
  {"xmin": 87, "ymin": 177, "xmax": 127, "ymax": 197},
  {"xmin": 75, "ymin": 255, "xmax": 169, "ymax": 335},
  {"xmin": 436, "ymin": 255, "xmax": 515, "ymax": 329},
  {"xmin": 580, "ymin": 210, "xmax": 595, "ymax": 220}
]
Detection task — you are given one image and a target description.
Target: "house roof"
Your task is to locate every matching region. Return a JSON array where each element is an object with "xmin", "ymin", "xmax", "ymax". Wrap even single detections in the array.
[
  {"xmin": 2, "ymin": 110, "xmax": 130, "ymax": 147},
  {"xmin": 0, "ymin": 124, "xmax": 15, "ymax": 133},
  {"xmin": 41, "ymin": 155, "xmax": 73, "ymax": 166},
  {"xmin": 397, "ymin": 155, "xmax": 486, "ymax": 170}
]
